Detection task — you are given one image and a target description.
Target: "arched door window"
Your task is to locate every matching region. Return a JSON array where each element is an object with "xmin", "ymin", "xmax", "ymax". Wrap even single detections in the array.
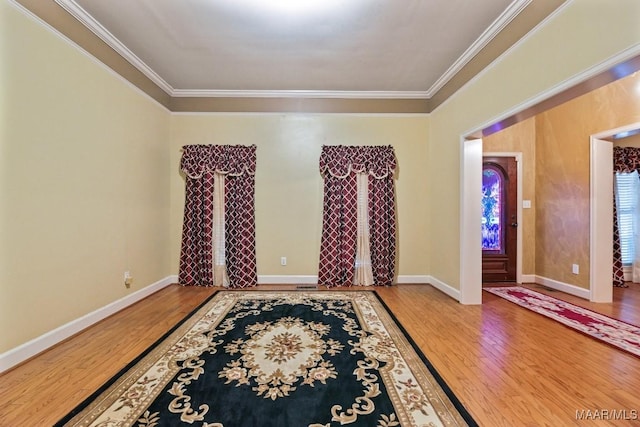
[{"xmin": 482, "ymin": 165, "xmax": 505, "ymax": 252}]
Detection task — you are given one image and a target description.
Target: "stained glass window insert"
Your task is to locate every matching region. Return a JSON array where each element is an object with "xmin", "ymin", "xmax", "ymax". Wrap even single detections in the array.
[{"xmin": 482, "ymin": 168, "xmax": 502, "ymax": 251}]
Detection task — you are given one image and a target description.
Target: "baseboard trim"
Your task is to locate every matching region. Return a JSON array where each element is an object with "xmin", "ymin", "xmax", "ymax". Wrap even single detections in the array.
[
  {"xmin": 534, "ymin": 275, "xmax": 590, "ymax": 299},
  {"xmin": 426, "ymin": 275, "xmax": 461, "ymax": 301},
  {"xmin": 396, "ymin": 275, "xmax": 430, "ymax": 284},
  {"xmin": 521, "ymin": 274, "xmax": 536, "ymax": 283},
  {"xmin": 257, "ymin": 275, "xmax": 432, "ymax": 286},
  {"xmin": 0, "ymin": 275, "xmax": 177, "ymax": 374},
  {"xmin": 257, "ymin": 275, "xmax": 318, "ymax": 284}
]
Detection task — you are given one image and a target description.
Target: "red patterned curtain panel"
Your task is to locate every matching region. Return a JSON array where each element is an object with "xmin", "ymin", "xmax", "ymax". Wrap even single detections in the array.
[
  {"xmin": 179, "ymin": 145, "xmax": 257, "ymax": 288},
  {"xmin": 612, "ymin": 147, "xmax": 640, "ymax": 287},
  {"xmin": 318, "ymin": 145, "xmax": 397, "ymax": 287},
  {"xmin": 614, "ymin": 147, "xmax": 640, "ymax": 172}
]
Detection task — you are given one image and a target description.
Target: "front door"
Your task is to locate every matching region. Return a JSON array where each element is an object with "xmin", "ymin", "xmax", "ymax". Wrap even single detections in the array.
[{"xmin": 482, "ymin": 156, "xmax": 517, "ymax": 283}]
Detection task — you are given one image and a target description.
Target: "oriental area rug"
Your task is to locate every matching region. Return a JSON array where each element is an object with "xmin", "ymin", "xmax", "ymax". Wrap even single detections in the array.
[
  {"xmin": 56, "ymin": 291, "xmax": 477, "ymax": 427},
  {"xmin": 484, "ymin": 286, "xmax": 640, "ymax": 358}
]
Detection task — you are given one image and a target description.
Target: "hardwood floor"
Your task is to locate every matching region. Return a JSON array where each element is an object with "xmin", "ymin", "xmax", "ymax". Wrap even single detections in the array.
[{"xmin": 1, "ymin": 283, "xmax": 639, "ymax": 426}]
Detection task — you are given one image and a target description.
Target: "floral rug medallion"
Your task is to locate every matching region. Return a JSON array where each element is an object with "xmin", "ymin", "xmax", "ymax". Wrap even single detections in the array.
[
  {"xmin": 219, "ymin": 316, "xmax": 344, "ymax": 400},
  {"xmin": 56, "ymin": 291, "xmax": 476, "ymax": 427}
]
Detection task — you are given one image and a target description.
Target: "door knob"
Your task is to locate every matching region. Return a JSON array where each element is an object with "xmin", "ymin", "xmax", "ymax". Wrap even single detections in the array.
[{"xmin": 510, "ymin": 222, "xmax": 518, "ymax": 227}]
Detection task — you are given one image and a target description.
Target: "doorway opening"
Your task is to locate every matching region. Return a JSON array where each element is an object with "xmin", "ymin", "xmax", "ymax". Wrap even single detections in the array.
[
  {"xmin": 482, "ymin": 152, "xmax": 523, "ymax": 286},
  {"xmin": 482, "ymin": 156, "xmax": 518, "ymax": 284},
  {"xmin": 591, "ymin": 122, "xmax": 640, "ymax": 302}
]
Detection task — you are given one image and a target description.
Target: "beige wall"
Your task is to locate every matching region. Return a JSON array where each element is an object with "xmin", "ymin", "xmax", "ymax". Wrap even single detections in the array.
[
  {"xmin": 0, "ymin": 2, "xmax": 171, "ymax": 353},
  {"xmin": 169, "ymin": 114, "xmax": 430, "ymax": 278},
  {"xmin": 483, "ymin": 117, "xmax": 536, "ymax": 275},
  {"xmin": 428, "ymin": 0, "xmax": 640, "ymax": 290},
  {"xmin": 535, "ymin": 72, "xmax": 640, "ymax": 289}
]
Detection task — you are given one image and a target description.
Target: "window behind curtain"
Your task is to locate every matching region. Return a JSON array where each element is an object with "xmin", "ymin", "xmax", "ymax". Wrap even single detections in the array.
[{"xmin": 615, "ymin": 171, "xmax": 640, "ymax": 266}]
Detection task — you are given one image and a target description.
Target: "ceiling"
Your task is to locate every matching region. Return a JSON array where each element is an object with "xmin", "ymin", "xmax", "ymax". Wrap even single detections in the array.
[{"xmin": 18, "ymin": 0, "xmax": 567, "ymax": 112}]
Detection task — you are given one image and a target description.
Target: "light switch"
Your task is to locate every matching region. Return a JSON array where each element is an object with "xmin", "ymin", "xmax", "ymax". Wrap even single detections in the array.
[{"xmin": 523, "ymin": 200, "xmax": 531, "ymax": 208}]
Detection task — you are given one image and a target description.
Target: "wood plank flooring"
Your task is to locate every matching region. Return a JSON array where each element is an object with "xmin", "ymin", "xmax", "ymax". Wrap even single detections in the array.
[{"xmin": 1, "ymin": 283, "xmax": 639, "ymax": 426}]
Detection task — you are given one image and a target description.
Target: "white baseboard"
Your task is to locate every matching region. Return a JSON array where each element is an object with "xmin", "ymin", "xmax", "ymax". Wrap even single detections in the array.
[
  {"xmin": 521, "ymin": 274, "xmax": 536, "ymax": 283},
  {"xmin": 426, "ymin": 275, "xmax": 461, "ymax": 301},
  {"xmin": 396, "ymin": 275, "xmax": 430, "ymax": 284},
  {"xmin": 257, "ymin": 275, "xmax": 432, "ymax": 286},
  {"xmin": 0, "ymin": 275, "xmax": 177, "ymax": 374},
  {"xmin": 534, "ymin": 275, "xmax": 590, "ymax": 299},
  {"xmin": 257, "ymin": 275, "xmax": 318, "ymax": 284}
]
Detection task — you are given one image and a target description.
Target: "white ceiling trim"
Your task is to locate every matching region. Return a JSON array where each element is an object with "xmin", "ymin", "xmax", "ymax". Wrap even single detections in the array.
[
  {"xmin": 8, "ymin": 0, "xmax": 172, "ymax": 112},
  {"xmin": 55, "ymin": 0, "xmax": 175, "ymax": 94},
  {"xmin": 171, "ymin": 89, "xmax": 429, "ymax": 99},
  {"xmin": 55, "ymin": 0, "xmax": 528, "ymax": 101},
  {"xmin": 425, "ymin": 0, "xmax": 532, "ymax": 97}
]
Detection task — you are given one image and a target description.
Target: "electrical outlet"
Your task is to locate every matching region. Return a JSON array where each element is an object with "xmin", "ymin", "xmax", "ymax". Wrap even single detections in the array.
[
  {"xmin": 124, "ymin": 271, "xmax": 133, "ymax": 287},
  {"xmin": 280, "ymin": 257, "xmax": 287, "ymax": 266},
  {"xmin": 572, "ymin": 264, "xmax": 579, "ymax": 275}
]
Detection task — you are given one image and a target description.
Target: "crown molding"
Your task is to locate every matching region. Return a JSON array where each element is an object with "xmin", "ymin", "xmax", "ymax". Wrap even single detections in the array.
[
  {"xmin": 171, "ymin": 89, "xmax": 429, "ymax": 99},
  {"xmin": 425, "ymin": 0, "xmax": 531, "ymax": 97},
  {"xmin": 29, "ymin": 0, "xmax": 560, "ymax": 112},
  {"xmin": 54, "ymin": 0, "xmax": 528, "ymax": 101},
  {"xmin": 55, "ymin": 0, "xmax": 428, "ymax": 100},
  {"xmin": 54, "ymin": 0, "xmax": 175, "ymax": 95}
]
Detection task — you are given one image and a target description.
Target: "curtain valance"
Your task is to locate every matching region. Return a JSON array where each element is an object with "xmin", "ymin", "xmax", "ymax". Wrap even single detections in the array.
[
  {"xmin": 319, "ymin": 145, "xmax": 396, "ymax": 179},
  {"xmin": 181, "ymin": 145, "xmax": 256, "ymax": 179},
  {"xmin": 614, "ymin": 147, "xmax": 640, "ymax": 173}
]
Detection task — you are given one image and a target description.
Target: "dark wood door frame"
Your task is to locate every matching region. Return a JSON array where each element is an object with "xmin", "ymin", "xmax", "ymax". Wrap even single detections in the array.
[{"xmin": 482, "ymin": 153, "xmax": 522, "ymax": 284}]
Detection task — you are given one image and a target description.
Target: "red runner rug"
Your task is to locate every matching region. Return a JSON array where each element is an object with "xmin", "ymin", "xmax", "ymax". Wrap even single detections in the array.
[{"xmin": 484, "ymin": 286, "xmax": 640, "ymax": 358}]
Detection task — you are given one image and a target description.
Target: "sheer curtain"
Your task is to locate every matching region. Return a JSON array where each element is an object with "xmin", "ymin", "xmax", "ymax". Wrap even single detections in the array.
[
  {"xmin": 318, "ymin": 145, "xmax": 396, "ymax": 287},
  {"xmin": 354, "ymin": 172, "xmax": 374, "ymax": 286},
  {"xmin": 612, "ymin": 147, "xmax": 640, "ymax": 286},
  {"xmin": 179, "ymin": 145, "xmax": 257, "ymax": 288}
]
